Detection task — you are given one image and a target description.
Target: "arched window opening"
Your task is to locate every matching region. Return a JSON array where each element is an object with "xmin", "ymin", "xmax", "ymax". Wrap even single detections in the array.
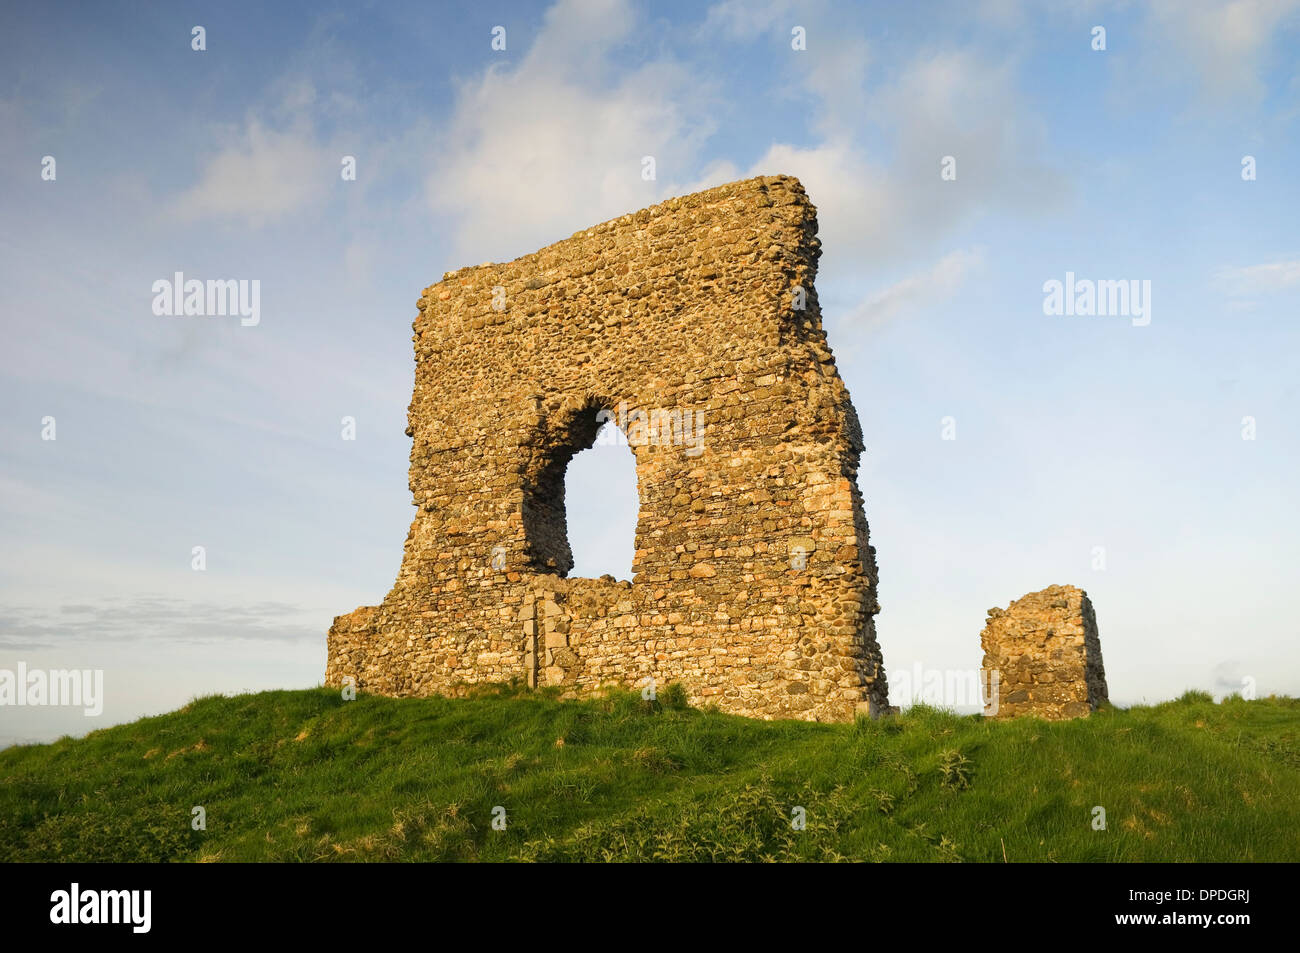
[{"xmin": 562, "ymin": 420, "xmax": 638, "ymax": 580}]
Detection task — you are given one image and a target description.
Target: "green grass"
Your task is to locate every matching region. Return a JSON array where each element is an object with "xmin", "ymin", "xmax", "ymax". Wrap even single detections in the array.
[{"xmin": 2, "ymin": 685, "xmax": 1298, "ymax": 862}]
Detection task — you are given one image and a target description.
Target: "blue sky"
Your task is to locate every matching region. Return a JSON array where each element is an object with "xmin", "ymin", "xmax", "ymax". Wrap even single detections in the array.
[{"xmin": 2, "ymin": 0, "xmax": 1298, "ymax": 744}]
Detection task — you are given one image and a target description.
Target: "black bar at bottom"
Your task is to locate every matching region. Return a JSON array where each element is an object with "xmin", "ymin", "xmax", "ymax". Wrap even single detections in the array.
[{"xmin": 0, "ymin": 861, "xmax": 1278, "ymax": 940}]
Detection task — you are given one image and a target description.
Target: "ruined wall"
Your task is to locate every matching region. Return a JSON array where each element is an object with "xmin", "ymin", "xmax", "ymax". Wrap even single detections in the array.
[
  {"xmin": 980, "ymin": 585, "xmax": 1108, "ymax": 720},
  {"xmin": 327, "ymin": 174, "xmax": 888, "ymax": 721}
]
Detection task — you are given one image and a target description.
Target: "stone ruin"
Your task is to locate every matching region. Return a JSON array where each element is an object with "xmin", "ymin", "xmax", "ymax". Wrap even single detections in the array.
[
  {"xmin": 327, "ymin": 175, "xmax": 1112, "ymax": 724},
  {"xmin": 980, "ymin": 585, "xmax": 1109, "ymax": 720},
  {"xmin": 327, "ymin": 175, "xmax": 889, "ymax": 721}
]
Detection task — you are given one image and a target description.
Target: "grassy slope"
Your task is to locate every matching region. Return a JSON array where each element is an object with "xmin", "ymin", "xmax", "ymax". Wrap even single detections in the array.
[{"xmin": 1, "ymin": 687, "xmax": 1297, "ymax": 862}]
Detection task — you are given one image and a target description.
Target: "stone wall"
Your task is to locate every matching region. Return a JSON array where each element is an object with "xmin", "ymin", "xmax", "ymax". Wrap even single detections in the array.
[
  {"xmin": 326, "ymin": 174, "xmax": 889, "ymax": 721},
  {"xmin": 980, "ymin": 585, "xmax": 1109, "ymax": 720}
]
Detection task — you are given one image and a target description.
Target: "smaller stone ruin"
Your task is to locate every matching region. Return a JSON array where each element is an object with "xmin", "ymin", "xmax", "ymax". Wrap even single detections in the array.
[{"xmin": 980, "ymin": 584, "xmax": 1109, "ymax": 720}]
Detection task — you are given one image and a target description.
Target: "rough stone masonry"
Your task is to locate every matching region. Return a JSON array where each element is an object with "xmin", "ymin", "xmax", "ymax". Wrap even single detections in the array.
[
  {"xmin": 980, "ymin": 585, "xmax": 1109, "ymax": 720},
  {"xmin": 326, "ymin": 174, "xmax": 889, "ymax": 721}
]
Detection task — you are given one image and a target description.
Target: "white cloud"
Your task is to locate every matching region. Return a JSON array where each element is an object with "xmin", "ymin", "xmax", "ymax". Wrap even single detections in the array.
[
  {"xmin": 1139, "ymin": 0, "xmax": 1300, "ymax": 105},
  {"xmin": 429, "ymin": 0, "xmax": 1066, "ymax": 270},
  {"xmin": 742, "ymin": 48, "xmax": 1065, "ymax": 264},
  {"xmin": 169, "ymin": 118, "xmax": 334, "ymax": 227},
  {"xmin": 427, "ymin": 0, "xmax": 721, "ymax": 263},
  {"xmin": 870, "ymin": 49, "xmax": 1065, "ymax": 213}
]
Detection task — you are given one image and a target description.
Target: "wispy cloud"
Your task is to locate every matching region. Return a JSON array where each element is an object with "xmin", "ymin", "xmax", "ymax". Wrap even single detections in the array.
[
  {"xmin": 1214, "ymin": 258, "xmax": 1300, "ymax": 296},
  {"xmin": 846, "ymin": 247, "xmax": 986, "ymax": 328},
  {"xmin": 0, "ymin": 598, "xmax": 321, "ymax": 646}
]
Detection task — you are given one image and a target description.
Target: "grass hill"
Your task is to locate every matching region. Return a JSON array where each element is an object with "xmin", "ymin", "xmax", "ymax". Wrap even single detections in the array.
[{"xmin": 2, "ymin": 686, "xmax": 1297, "ymax": 862}]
